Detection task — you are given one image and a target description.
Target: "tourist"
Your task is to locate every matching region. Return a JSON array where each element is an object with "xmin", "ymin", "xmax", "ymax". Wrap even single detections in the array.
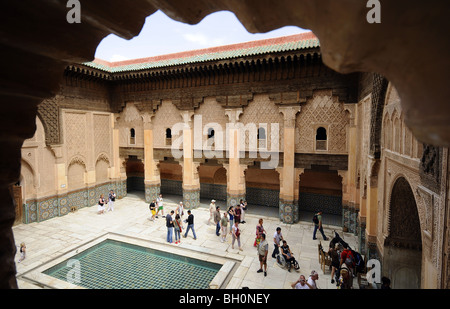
[
  {"xmin": 291, "ymin": 275, "xmax": 314, "ymax": 289},
  {"xmin": 307, "ymin": 270, "xmax": 319, "ymax": 289},
  {"xmin": 329, "ymin": 243, "xmax": 341, "ymax": 284},
  {"xmin": 227, "ymin": 206, "xmax": 235, "ymax": 233},
  {"xmin": 231, "ymin": 221, "xmax": 243, "ymax": 251},
  {"xmin": 337, "ymin": 264, "xmax": 352, "ymax": 289},
  {"xmin": 176, "ymin": 201, "xmax": 184, "ymax": 218},
  {"xmin": 155, "ymin": 193, "xmax": 164, "ymax": 218},
  {"xmin": 254, "ymin": 218, "xmax": 266, "ymax": 247},
  {"xmin": 256, "ymin": 233, "xmax": 268, "ymax": 277},
  {"xmin": 97, "ymin": 194, "xmax": 106, "ymax": 214},
  {"xmin": 233, "ymin": 203, "xmax": 241, "ymax": 224},
  {"xmin": 340, "ymin": 246, "xmax": 355, "ymax": 274},
  {"xmin": 208, "ymin": 199, "xmax": 216, "ymax": 225},
  {"xmin": 174, "ymin": 213, "xmax": 183, "ymax": 245},
  {"xmin": 149, "ymin": 199, "xmax": 156, "ymax": 221},
  {"xmin": 18, "ymin": 242, "xmax": 26, "ymax": 263},
  {"xmin": 239, "ymin": 199, "xmax": 247, "ymax": 224},
  {"xmin": 166, "ymin": 210, "xmax": 174, "ymax": 243},
  {"xmin": 214, "ymin": 206, "xmax": 221, "ymax": 236},
  {"xmin": 107, "ymin": 190, "xmax": 116, "ymax": 212},
  {"xmin": 220, "ymin": 212, "xmax": 229, "ymax": 242},
  {"xmin": 183, "ymin": 210, "xmax": 197, "ymax": 240},
  {"xmin": 272, "ymin": 227, "xmax": 284, "ymax": 258},
  {"xmin": 312, "ymin": 211, "xmax": 328, "ymax": 240}
]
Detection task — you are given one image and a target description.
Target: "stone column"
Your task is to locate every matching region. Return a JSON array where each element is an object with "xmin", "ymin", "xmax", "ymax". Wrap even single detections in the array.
[
  {"xmin": 223, "ymin": 162, "xmax": 247, "ymax": 207},
  {"xmin": 344, "ymin": 104, "xmax": 358, "ymax": 234},
  {"xmin": 142, "ymin": 112, "xmax": 160, "ymax": 203},
  {"xmin": 365, "ymin": 157, "xmax": 380, "ymax": 260},
  {"xmin": 111, "ymin": 115, "xmax": 126, "ymax": 198},
  {"xmin": 180, "ymin": 110, "xmax": 200, "ymax": 209},
  {"xmin": 278, "ymin": 106, "xmax": 301, "ymax": 223},
  {"xmin": 224, "ymin": 108, "xmax": 246, "ymax": 206},
  {"xmin": 50, "ymin": 144, "xmax": 69, "ymax": 217}
]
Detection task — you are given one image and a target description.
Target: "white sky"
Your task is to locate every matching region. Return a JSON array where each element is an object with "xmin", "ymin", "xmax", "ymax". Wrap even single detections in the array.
[{"xmin": 95, "ymin": 10, "xmax": 309, "ymax": 62}]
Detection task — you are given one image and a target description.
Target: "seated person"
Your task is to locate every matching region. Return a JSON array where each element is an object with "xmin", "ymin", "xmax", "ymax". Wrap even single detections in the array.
[{"xmin": 281, "ymin": 240, "xmax": 297, "ymax": 272}]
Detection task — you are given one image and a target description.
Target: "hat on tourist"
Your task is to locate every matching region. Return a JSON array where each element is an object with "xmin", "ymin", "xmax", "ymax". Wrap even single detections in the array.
[{"xmin": 211, "ymin": 199, "xmax": 216, "ymax": 203}]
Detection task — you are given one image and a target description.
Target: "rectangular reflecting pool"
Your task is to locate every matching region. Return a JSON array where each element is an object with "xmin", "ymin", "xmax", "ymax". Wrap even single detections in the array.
[{"xmin": 43, "ymin": 239, "xmax": 222, "ymax": 289}]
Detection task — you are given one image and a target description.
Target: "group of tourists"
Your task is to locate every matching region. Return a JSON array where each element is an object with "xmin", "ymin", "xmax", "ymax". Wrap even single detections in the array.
[
  {"xmin": 210, "ymin": 199, "xmax": 248, "ymax": 250},
  {"xmin": 147, "ymin": 194, "xmax": 325, "ymax": 288},
  {"xmin": 148, "ymin": 194, "xmax": 195, "ymax": 244},
  {"xmin": 97, "ymin": 190, "xmax": 116, "ymax": 214}
]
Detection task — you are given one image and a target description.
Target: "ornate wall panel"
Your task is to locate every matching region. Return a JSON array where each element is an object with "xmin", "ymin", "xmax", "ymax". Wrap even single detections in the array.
[
  {"xmin": 295, "ymin": 90, "xmax": 348, "ymax": 154},
  {"xmin": 64, "ymin": 111, "xmax": 87, "ymax": 160},
  {"xmin": 240, "ymin": 94, "xmax": 283, "ymax": 151},
  {"xmin": 152, "ymin": 101, "xmax": 183, "ymax": 148},
  {"xmin": 194, "ymin": 97, "xmax": 228, "ymax": 149},
  {"xmin": 93, "ymin": 113, "xmax": 111, "ymax": 157}
]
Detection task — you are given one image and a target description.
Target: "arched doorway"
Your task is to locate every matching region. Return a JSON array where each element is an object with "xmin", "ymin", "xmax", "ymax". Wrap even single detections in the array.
[
  {"xmin": 384, "ymin": 177, "xmax": 422, "ymax": 289},
  {"xmin": 159, "ymin": 159, "xmax": 183, "ymax": 197},
  {"xmin": 245, "ymin": 165, "xmax": 280, "ymax": 207},
  {"xmin": 298, "ymin": 166, "xmax": 342, "ymax": 216},
  {"xmin": 199, "ymin": 162, "xmax": 227, "ymax": 202},
  {"xmin": 125, "ymin": 156, "xmax": 145, "ymax": 194}
]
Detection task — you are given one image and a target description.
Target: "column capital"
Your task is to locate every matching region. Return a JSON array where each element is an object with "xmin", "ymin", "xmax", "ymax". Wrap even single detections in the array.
[
  {"xmin": 141, "ymin": 112, "xmax": 155, "ymax": 130},
  {"xmin": 344, "ymin": 103, "xmax": 357, "ymax": 127},
  {"xmin": 50, "ymin": 144, "xmax": 64, "ymax": 160},
  {"xmin": 224, "ymin": 108, "xmax": 243, "ymax": 124},
  {"xmin": 180, "ymin": 109, "xmax": 195, "ymax": 127},
  {"xmin": 279, "ymin": 105, "xmax": 301, "ymax": 128}
]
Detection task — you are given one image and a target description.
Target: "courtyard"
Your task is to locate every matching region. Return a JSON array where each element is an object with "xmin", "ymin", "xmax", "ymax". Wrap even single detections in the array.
[{"xmin": 13, "ymin": 193, "xmax": 357, "ymax": 289}]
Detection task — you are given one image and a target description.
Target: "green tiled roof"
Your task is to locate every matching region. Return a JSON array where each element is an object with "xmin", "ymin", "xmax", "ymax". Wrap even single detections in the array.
[{"xmin": 84, "ymin": 34, "xmax": 320, "ymax": 73}]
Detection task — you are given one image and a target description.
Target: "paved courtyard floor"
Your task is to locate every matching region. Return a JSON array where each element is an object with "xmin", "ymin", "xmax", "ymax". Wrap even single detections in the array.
[{"xmin": 13, "ymin": 192, "xmax": 358, "ymax": 289}]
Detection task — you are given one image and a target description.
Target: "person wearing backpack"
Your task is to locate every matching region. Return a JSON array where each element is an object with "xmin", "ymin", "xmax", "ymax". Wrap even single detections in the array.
[
  {"xmin": 340, "ymin": 247, "xmax": 356, "ymax": 279},
  {"xmin": 312, "ymin": 211, "xmax": 328, "ymax": 240}
]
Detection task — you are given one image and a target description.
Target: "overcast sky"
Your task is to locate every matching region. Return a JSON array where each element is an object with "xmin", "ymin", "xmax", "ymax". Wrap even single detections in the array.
[{"xmin": 95, "ymin": 10, "xmax": 309, "ymax": 62}]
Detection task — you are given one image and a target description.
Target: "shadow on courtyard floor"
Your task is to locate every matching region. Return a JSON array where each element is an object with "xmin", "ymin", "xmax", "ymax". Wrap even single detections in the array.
[{"xmin": 126, "ymin": 190, "xmax": 342, "ymax": 228}]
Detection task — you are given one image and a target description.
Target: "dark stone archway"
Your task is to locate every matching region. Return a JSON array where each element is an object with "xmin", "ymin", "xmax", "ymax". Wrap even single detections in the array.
[{"xmin": 384, "ymin": 177, "xmax": 422, "ymax": 289}]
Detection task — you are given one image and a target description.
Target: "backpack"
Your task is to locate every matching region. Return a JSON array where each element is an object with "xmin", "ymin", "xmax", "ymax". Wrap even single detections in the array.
[
  {"xmin": 312, "ymin": 214, "xmax": 319, "ymax": 225},
  {"xmin": 351, "ymin": 250, "xmax": 364, "ymax": 273}
]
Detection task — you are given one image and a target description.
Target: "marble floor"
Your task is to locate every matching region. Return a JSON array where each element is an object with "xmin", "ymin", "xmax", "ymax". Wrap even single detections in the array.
[{"xmin": 13, "ymin": 192, "xmax": 358, "ymax": 289}]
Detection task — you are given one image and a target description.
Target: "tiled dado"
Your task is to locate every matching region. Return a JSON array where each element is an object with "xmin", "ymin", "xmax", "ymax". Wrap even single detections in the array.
[
  {"xmin": 145, "ymin": 183, "xmax": 160, "ymax": 203},
  {"xmin": 279, "ymin": 199, "xmax": 299, "ymax": 224},
  {"xmin": 183, "ymin": 188, "xmax": 200, "ymax": 209},
  {"xmin": 22, "ymin": 180, "xmax": 127, "ymax": 223},
  {"xmin": 226, "ymin": 193, "xmax": 246, "ymax": 209}
]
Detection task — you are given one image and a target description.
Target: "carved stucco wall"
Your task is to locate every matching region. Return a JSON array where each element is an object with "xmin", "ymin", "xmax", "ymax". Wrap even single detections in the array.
[
  {"xmin": 356, "ymin": 93, "xmax": 372, "ymax": 201},
  {"xmin": 152, "ymin": 100, "xmax": 183, "ymax": 148},
  {"xmin": 295, "ymin": 90, "xmax": 349, "ymax": 154},
  {"xmin": 117, "ymin": 103, "xmax": 144, "ymax": 148},
  {"xmin": 378, "ymin": 84, "xmax": 447, "ymax": 287},
  {"xmin": 240, "ymin": 94, "xmax": 283, "ymax": 152},
  {"xmin": 62, "ymin": 109, "xmax": 113, "ymax": 190},
  {"xmin": 21, "ymin": 117, "xmax": 56, "ymax": 199},
  {"xmin": 194, "ymin": 97, "xmax": 228, "ymax": 149}
]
